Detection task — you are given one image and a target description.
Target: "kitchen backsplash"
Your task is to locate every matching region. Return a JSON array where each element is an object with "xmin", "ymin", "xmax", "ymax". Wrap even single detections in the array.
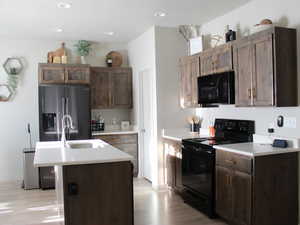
[{"xmin": 91, "ymin": 109, "xmax": 132, "ymax": 126}]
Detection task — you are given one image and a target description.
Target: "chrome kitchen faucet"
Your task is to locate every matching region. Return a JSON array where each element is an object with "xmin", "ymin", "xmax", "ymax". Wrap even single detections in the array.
[{"xmin": 61, "ymin": 114, "xmax": 74, "ymax": 148}]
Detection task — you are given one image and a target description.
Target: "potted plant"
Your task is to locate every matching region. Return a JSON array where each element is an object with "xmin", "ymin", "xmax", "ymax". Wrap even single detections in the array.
[{"xmin": 74, "ymin": 40, "xmax": 92, "ymax": 64}]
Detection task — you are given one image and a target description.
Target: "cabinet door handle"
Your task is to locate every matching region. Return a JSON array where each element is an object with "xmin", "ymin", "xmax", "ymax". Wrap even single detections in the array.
[
  {"xmin": 225, "ymin": 159, "xmax": 236, "ymax": 165},
  {"xmin": 252, "ymin": 87, "xmax": 257, "ymax": 99},
  {"xmin": 226, "ymin": 174, "xmax": 232, "ymax": 186},
  {"xmin": 248, "ymin": 88, "xmax": 252, "ymax": 99},
  {"xmin": 68, "ymin": 183, "xmax": 78, "ymax": 196}
]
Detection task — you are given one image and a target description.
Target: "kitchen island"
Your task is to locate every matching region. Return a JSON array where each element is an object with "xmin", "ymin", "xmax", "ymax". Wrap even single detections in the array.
[{"xmin": 34, "ymin": 139, "xmax": 134, "ymax": 225}]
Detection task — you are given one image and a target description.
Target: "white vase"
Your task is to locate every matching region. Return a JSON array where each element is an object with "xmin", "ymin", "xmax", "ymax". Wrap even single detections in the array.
[{"xmin": 80, "ymin": 56, "xmax": 86, "ymax": 64}]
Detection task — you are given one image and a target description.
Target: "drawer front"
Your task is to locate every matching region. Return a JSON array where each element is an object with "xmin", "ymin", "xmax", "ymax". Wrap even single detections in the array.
[
  {"xmin": 216, "ymin": 150, "xmax": 252, "ymax": 174},
  {"xmin": 114, "ymin": 143, "xmax": 138, "ymax": 157},
  {"xmin": 95, "ymin": 134, "xmax": 138, "ymax": 145}
]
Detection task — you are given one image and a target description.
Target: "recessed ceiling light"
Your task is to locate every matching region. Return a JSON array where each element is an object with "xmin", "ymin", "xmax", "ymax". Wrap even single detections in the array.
[
  {"xmin": 57, "ymin": 2, "xmax": 72, "ymax": 9},
  {"xmin": 154, "ymin": 11, "xmax": 166, "ymax": 17},
  {"xmin": 56, "ymin": 28, "xmax": 63, "ymax": 33},
  {"xmin": 104, "ymin": 31, "xmax": 114, "ymax": 36}
]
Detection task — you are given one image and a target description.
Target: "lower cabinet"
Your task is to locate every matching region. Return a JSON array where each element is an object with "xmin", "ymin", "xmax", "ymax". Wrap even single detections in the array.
[
  {"xmin": 215, "ymin": 166, "xmax": 233, "ymax": 221},
  {"xmin": 216, "ymin": 166, "xmax": 252, "ymax": 225},
  {"xmin": 163, "ymin": 138, "xmax": 182, "ymax": 192},
  {"xmin": 215, "ymin": 149, "xmax": 298, "ymax": 225},
  {"xmin": 94, "ymin": 133, "xmax": 138, "ymax": 176},
  {"xmin": 63, "ymin": 162, "xmax": 133, "ymax": 225}
]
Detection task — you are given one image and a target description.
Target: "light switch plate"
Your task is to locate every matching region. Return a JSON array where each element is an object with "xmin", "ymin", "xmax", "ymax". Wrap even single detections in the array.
[{"xmin": 284, "ymin": 117, "xmax": 297, "ymax": 128}]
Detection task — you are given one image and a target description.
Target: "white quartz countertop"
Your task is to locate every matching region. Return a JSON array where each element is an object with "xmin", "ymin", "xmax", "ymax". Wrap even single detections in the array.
[
  {"xmin": 162, "ymin": 128, "xmax": 210, "ymax": 142},
  {"xmin": 34, "ymin": 140, "xmax": 133, "ymax": 167},
  {"xmin": 214, "ymin": 142, "xmax": 300, "ymax": 157},
  {"xmin": 92, "ymin": 129, "xmax": 138, "ymax": 136}
]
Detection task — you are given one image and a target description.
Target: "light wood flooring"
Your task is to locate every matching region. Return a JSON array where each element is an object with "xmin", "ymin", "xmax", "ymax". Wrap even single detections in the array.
[{"xmin": 0, "ymin": 179, "xmax": 227, "ymax": 225}]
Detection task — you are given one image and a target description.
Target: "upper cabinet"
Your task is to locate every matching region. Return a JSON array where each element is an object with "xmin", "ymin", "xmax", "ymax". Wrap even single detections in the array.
[
  {"xmin": 200, "ymin": 43, "xmax": 233, "ymax": 76},
  {"xmin": 179, "ymin": 43, "xmax": 233, "ymax": 108},
  {"xmin": 65, "ymin": 66, "xmax": 90, "ymax": 84},
  {"xmin": 233, "ymin": 38, "xmax": 253, "ymax": 106},
  {"xmin": 233, "ymin": 27, "xmax": 298, "ymax": 107},
  {"xmin": 91, "ymin": 67, "xmax": 133, "ymax": 109},
  {"xmin": 90, "ymin": 68, "xmax": 110, "ymax": 109},
  {"xmin": 110, "ymin": 68, "xmax": 133, "ymax": 108},
  {"xmin": 179, "ymin": 54, "xmax": 200, "ymax": 108},
  {"xmin": 39, "ymin": 63, "xmax": 90, "ymax": 85}
]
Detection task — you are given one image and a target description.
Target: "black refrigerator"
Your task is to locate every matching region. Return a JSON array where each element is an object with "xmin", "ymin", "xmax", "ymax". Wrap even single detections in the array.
[{"xmin": 38, "ymin": 84, "xmax": 91, "ymax": 189}]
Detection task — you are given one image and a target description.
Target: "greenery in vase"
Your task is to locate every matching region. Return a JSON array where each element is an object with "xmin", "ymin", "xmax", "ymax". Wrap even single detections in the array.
[
  {"xmin": 74, "ymin": 40, "xmax": 92, "ymax": 56},
  {"xmin": 7, "ymin": 74, "xmax": 18, "ymax": 92}
]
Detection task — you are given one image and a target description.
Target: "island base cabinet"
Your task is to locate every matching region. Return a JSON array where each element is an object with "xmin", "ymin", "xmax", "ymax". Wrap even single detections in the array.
[
  {"xmin": 94, "ymin": 134, "xmax": 139, "ymax": 177},
  {"xmin": 63, "ymin": 161, "xmax": 133, "ymax": 225}
]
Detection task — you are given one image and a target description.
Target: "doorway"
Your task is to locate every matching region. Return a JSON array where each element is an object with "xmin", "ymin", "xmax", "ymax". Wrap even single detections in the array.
[{"xmin": 139, "ymin": 69, "xmax": 154, "ymax": 182}]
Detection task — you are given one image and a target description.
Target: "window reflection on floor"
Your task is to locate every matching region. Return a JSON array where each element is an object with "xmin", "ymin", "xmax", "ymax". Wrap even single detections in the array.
[{"xmin": 0, "ymin": 179, "xmax": 226, "ymax": 225}]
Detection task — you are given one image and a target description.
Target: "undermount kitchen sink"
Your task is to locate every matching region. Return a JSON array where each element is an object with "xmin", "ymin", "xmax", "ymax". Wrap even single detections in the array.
[{"xmin": 66, "ymin": 140, "xmax": 103, "ymax": 149}]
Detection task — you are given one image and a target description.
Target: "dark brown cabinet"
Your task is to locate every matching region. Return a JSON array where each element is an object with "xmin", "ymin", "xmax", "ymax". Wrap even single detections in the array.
[
  {"xmin": 216, "ymin": 150, "xmax": 252, "ymax": 225},
  {"xmin": 65, "ymin": 66, "xmax": 90, "ymax": 84},
  {"xmin": 179, "ymin": 43, "xmax": 233, "ymax": 108},
  {"xmin": 200, "ymin": 43, "xmax": 233, "ymax": 76},
  {"xmin": 90, "ymin": 68, "xmax": 110, "ymax": 109},
  {"xmin": 232, "ymin": 170, "xmax": 252, "ymax": 225},
  {"xmin": 179, "ymin": 54, "xmax": 200, "ymax": 108},
  {"xmin": 233, "ymin": 39, "xmax": 253, "ymax": 106},
  {"xmin": 233, "ymin": 27, "xmax": 298, "ymax": 107},
  {"xmin": 110, "ymin": 68, "xmax": 133, "ymax": 108},
  {"xmin": 39, "ymin": 63, "xmax": 90, "ymax": 84},
  {"xmin": 200, "ymin": 50, "xmax": 214, "ymax": 76},
  {"xmin": 91, "ymin": 67, "xmax": 133, "ymax": 109},
  {"xmin": 215, "ymin": 166, "xmax": 233, "ymax": 221},
  {"xmin": 215, "ymin": 149, "xmax": 298, "ymax": 225},
  {"xmin": 63, "ymin": 162, "xmax": 133, "ymax": 225},
  {"xmin": 163, "ymin": 138, "xmax": 182, "ymax": 192},
  {"xmin": 94, "ymin": 133, "xmax": 138, "ymax": 176}
]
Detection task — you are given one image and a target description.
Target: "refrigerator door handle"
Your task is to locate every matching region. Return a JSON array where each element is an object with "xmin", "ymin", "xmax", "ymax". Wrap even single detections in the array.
[
  {"xmin": 66, "ymin": 97, "xmax": 69, "ymax": 115},
  {"xmin": 62, "ymin": 97, "xmax": 66, "ymax": 116},
  {"xmin": 42, "ymin": 96, "xmax": 45, "ymax": 112},
  {"xmin": 66, "ymin": 97, "xmax": 70, "ymax": 139}
]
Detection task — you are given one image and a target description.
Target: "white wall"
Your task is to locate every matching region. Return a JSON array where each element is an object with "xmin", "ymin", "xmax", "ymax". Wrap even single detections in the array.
[
  {"xmin": 197, "ymin": 0, "xmax": 300, "ymax": 138},
  {"xmin": 128, "ymin": 26, "xmax": 193, "ymax": 187},
  {"xmin": 155, "ymin": 27, "xmax": 194, "ymax": 185},
  {"xmin": 127, "ymin": 27, "xmax": 158, "ymax": 183},
  {"xmin": 127, "ymin": 27, "xmax": 157, "ymax": 128},
  {"xmin": 0, "ymin": 39, "xmax": 127, "ymax": 182}
]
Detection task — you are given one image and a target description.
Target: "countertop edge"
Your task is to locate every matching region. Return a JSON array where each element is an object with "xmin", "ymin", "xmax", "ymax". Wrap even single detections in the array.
[
  {"xmin": 92, "ymin": 130, "xmax": 138, "ymax": 136},
  {"xmin": 34, "ymin": 157, "xmax": 133, "ymax": 167},
  {"xmin": 162, "ymin": 135, "xmax": 182, "ymax": 142},
  {"xmin": 214, "ymin": 144, "xmax": 300, "ymax": 157}
]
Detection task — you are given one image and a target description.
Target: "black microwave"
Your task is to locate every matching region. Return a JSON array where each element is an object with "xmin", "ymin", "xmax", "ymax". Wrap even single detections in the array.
[{"xmin": 198, "ymin": 71, "xmax": 235, "ymax": 105}]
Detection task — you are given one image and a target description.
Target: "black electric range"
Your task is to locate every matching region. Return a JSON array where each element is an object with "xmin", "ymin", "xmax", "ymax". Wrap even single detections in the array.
[{"xmin": 181, "ymin": 119, "xmax": 255, "ymax": 218}]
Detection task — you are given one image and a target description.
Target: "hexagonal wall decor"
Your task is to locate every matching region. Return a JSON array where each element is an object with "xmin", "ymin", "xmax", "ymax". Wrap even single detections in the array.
[
  {"xmin": 3, "ymin": 57, "xmax": 24, "ymax": 75},
  {"xmin": 0, "ymin": 84, "xmax": 13, "ymax": 102}
]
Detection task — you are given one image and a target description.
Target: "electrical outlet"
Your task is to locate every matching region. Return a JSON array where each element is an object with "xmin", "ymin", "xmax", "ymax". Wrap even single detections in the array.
[{"xmin": 284, "ymin": 117, "xmax": 297, "ymax": 128}]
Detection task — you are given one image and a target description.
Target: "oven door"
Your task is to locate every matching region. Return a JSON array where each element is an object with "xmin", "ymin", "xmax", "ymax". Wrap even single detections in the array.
[{"xmin": 182, "ymin": 145, "xmax": 215, "ymax": 197}]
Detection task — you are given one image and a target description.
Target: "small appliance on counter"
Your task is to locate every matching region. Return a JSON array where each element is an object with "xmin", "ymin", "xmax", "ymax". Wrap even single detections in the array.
[
  {"xmin": 121, "ymin": 121, "xmax": 130, "ymax": 130},
  {"xmin": 91, "ymin": 115, "xmax": 105, "ymax": 132},
  {"xmin": 91, "ymin": 120, "xmax": 105, "ymax": 132},
  {"xmin": 181, "ymin": 119, "xmax": 255, "ymax": 218}
]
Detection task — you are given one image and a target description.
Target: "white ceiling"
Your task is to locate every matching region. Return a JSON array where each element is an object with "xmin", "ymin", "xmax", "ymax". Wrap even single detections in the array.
[{"xmin": 0, "ymin": 0, "xmax": 250, "ymax": 43}]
